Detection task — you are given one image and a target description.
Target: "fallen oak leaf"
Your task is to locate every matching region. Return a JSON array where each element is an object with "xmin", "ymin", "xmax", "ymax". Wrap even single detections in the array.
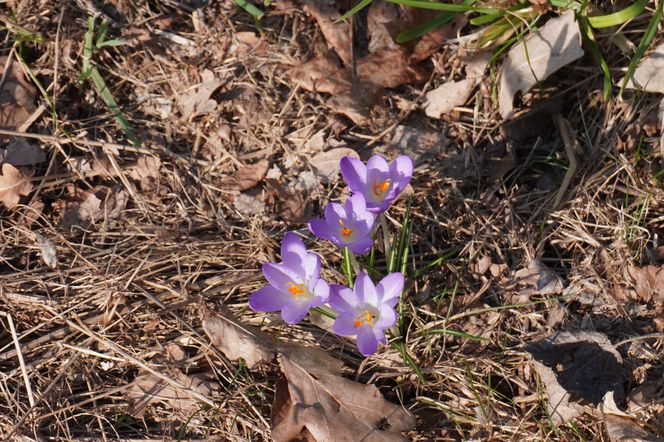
[
  {"xmin": 224, "ymin": 159, "xmax": 270, "ymax": 191},
  {"xmin": 601, "ymin": 391, "xmax": 662, "ymax": 442},
  {"xmin": 309, "ymin": 147, "xmax": 359, "ymax": 183},
  {"xmin": 303, "ymin": 0, "xmax": 352, "ymax": 64},
  {"xmin": 0, "ymin": 56, "xmax": 37, "ymax": 132},
  {"xmin": 0, "ymin": 138, "xmax": 46, "ymax": 166},
  {"xmin": 273, "ymin": 352, "xmax": 415, "ymax": 442},
  {"xmin": 497, "ymin": 10, "xmax": 583, "ymax": 119},
  {"xmin": 0, "ymin": 163, "xmax": 32, "ymax": 208},
  {"xmin": 201, "ymin": 308, "xmax": 277, "ymax": 368}
]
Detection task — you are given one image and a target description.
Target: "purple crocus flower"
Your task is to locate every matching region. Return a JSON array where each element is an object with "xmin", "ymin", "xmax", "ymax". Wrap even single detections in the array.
[
  {"xmin": 249, "ymin": 232, "xmax": 330, "ymax": 324},
  {"xmin": 340, "ymin": 154, "xmax": 413, "ymax": 214},
  {"xmin": 329, "ymin": 271, "xmax": 404, "ymax": 356},
  {"xmin": 308, "ymin": 194, "xmax": 375, "ymax": 254}
]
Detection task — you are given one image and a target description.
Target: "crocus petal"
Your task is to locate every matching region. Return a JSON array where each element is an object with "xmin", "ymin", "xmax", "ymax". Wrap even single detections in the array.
[
  {"xmin": 356, "ymin": 326, "xmax": 379, "ymax": 356},
  {"xmin": 372, "ymin": 327, "xmax": 387, "ymax": 345},
  {"xmin": 347, "ymin": 193, "xmax": 368, "ymax": 220},
  {"xmin": 376, "ymin": 272, "xmax": 404, "ymax": 306},
  {"xmin": 263, "ymin": 263, "xmax": 301, "ymax": 292},
  {"xmin": 390, "ymin": 155, "xmax": 413, "ymax": 191},
  {"xmin": 281, "ymin": 232, "xmax": 307, "ymax": 259},
  {"xmin": 248, "ymin": 286, "xmax": 292, "ymax": 312},
  {"xmin": 325, "ymin": 202, "xmax": 346, "ymax": 226},
  {"xmin": 375, "ymin": 304, "xmax": 397, "ymax": 329},
  {"xmin": 340, "ymin": 157, "xmax": 367, "ymax": 191},
  {"xmin": 367, "ymin": 154, "xmax": 389, "ymax": 174},
  {"xmin": 349, "ymin": 236, "xmax": 374, "ymax": 255},
  {"xmin": 329, "ymin": 285, "xmax": 358, "ymax": 312},
  {"xmin": 354, "ymin": 272, "xmax": 377, "ymax": 306},
  {"xmin": 282, "ymin": 252, "xmax": 306, "ymax": 279},
  {"xmin": 368, "ymin": 199, "xmax": 391, "ymax": 214},
  {"xmin": 311, "ymin": 279, "xmax": 330, "ymax": 306},
  {"xmin": 333, "ymin": 312, "xmax": 360, "ymax": 336},
  {"xmin": 309, "ymin": 218, "xmax": 333, "ymax": 241},
  {"xmin": 281, "ymin": 301, "xmax": 310, "ymax": 324}
]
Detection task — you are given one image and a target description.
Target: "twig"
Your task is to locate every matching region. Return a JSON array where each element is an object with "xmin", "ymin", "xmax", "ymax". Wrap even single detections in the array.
[
  {"xmin": 6, "ymin": 314, "xmax": 36, "ymax": 408},
  {"xmin": 552, "ymin": 113, "xmax": 579, "ymax": 209}
]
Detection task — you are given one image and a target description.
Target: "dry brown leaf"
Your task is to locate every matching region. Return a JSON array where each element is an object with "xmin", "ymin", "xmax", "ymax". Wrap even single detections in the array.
[
  {"xmin": 424, "ymin": 52, "xmax": 490, "ymax": 118},
  {"xmin": 0, "ymin": 163, "xmax": 32, "ymax": 208},
  {"xmin": 233, "ymin": 193, "xmax": 266, "ymax": 216},
  {"xmin": 34, "ymin": 233, "xmax": 58, "ymax": 269},
  {"xmin": 55, "ymin": 185, "xmax": 127, "ymax": 231},
  {"xmin": 357, "ymin": 48, "xmax": 428, "ymax": 89},
  {"xmin": 0, "ymin": 56, "xmax": 37, "ymax": 132},
  {"xmin": 382, "ymin": 125, "xmax": 448, "ymax": 163},
  {"xmin": 526, "ymin": 331, "xmax": 624, "ymax": 425},
  {"xmin": 497, "ymin": 10, "xmax": 583, "ymax": 119},
  {"xmin": 0, "ymin": 138, "xmax": 46, "ymax": 166},
  {"xmin": 511, "ymin": 258, "xmax": 564, "ymax": 303},
  {"xmin": 303, "ymin": 0, "xmax": 352, "ymax": 64},
  {"xmin": 601, "ymin": 391, "xmax": 662, "ymax": 442},
  {"xmin": 224, "ymin": 159, "xmax": 269, "ymax": 191},
  {"xmin": 273, "ymin": 351, "xmax": 415, "ymax": 442},
  {"xmin": 130, "ymin": 156, "xmax": 161, "ymax": 191},
  {"xmin": 411, "ymin": 15, "xmax": 468, "ymax": 63},
  {"xmin": 127, "ymin": 369, "xmax": 217, "ymax": 418},
  {"xmin": 309, "ymin": 148, "xmax": 359, "ymax": 183},
  {"xmin": 625, "ymin": 42, "xmax": 664, "ymax": 94},
  {"xmin": 625, "ymin": 265, "xmax": 664, "ymax": 303},
  {"xmin": 289, "ymin": 52, "xmax": 352, "ymax": 95},
  {"xmin": 201, "ymin": 309, "xmax": 277, "ymax": 368},
  {"xmin": 178, "ymin": 69, "xmax": 224, "ymax": 119},
  {"xmin": 266, "ymin": 178, "xmax": 312, "ymax": 225}
]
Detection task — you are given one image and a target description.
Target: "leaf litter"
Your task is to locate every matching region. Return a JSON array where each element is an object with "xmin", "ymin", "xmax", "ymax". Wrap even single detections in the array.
[
  {"xmin": 202, "ymin": 309, "xmax": 415, "ymax": 441},
  {"xmin": 0, "ymin": 162, "xmax": 32, "ymax": 208}
]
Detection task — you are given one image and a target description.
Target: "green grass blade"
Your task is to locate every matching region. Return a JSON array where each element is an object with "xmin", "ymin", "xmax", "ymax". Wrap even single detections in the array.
[
  {"xmin": 414, "ymin": 248, "xmax": 459, "ymax": 279},
  {"xmin": 386, "ymin": 0, "xmax": 496, "ymax": 13},
  {"xmin": 396, "ymin": 0, "xmax": 474, "ymax": 43},
  {"xmin": 620, "ymin": 0, "xmax": 664, "ymax": 95},
  {"xmin": 337, "ymin": 0, "xmax": 373, "ymax": 22},
  {"xmin": 342, "ymin": 247, "xmax": 354, "ymax": 286},
  {"xmin": 391, "ymin": 340, "xmax": 425, "ymax": 382},
  {"xmin": 418, "ymin": 328, "xmax": 490, "ymax": 341},
  {"xmin": 97, "ymin": 39, "xmax": 125, "ymax": 48},
  {"xmin": 579, "ymin": 16, "xmax": 612, "ymax": 98},
  {"xmin": 549, "ymin": 0, "xmax": 582, "ymax": 10},
  {"xmin": 89, "ymin": 67, "xmax": 140, "ymax": 146},
  {"xmin": 234, "ymin": 0, "xmax": 265, "ymax": 20},
  {"xmin": 588, "ymin": 0, "xmax": 647, "ymax": 28},
  {"xmin": 95, "ymin": 21, "xmax": 110, "ymax": 48},
  {"xmin": 470, "ymin": 11, "xmax": 505, "ymax": 26}
]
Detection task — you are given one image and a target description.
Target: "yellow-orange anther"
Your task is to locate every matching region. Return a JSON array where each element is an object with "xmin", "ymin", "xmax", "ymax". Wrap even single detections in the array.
[
  {"xmin": 373, "ymin": 178, "xmax": 391, "ymax": 196},
  {"xmin": 286, "ymin": 282, "xmax": 306, "ymax": 297},
  {"xmin": 353, "ymin": 310, "xmax": 376, "ymax": 328},
  {"xmin": 339, "ymin": 219, "xmax": 353, "ymax": 238}
]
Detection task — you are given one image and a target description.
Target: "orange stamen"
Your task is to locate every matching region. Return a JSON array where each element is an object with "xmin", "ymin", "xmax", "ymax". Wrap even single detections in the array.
[
  {"xmin": 373, "ymin": 178, "xmax": 391, "ymax": 196},
  {"xmin": 353, "ymin": 310, "xmax": 376, "ymax": 328},
  {"xmin": 339, "ymin": 219, "xmax": 353, "ymax": 238},
  {"xmin": 286, "ymin": 282, "xmax": 306, "ymax": 297}
]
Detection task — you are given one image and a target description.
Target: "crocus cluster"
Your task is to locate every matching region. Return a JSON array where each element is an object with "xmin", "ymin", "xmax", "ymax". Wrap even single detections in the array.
[{"xmin": 249, "ymin": 153, "xmax": 413, "ymax": 356}]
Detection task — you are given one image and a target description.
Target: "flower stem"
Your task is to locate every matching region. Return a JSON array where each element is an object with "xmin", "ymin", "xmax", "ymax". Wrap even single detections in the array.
[
  {"xmin": 312, "ymin": 306, "xmax": 337, "ymax": 319},
  {"xmin": 379, "ymin": 214, "xmax": 391, "ymax": 262},
  {"xmin": 342, "ymin": 247, "xmax": 354, "ymax": 285}
]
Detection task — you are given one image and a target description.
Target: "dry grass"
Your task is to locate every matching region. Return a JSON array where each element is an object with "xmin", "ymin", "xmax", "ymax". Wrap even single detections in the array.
[{"xmin": 1, "ymin": 1, "xmax": 663, "ymax": 441}]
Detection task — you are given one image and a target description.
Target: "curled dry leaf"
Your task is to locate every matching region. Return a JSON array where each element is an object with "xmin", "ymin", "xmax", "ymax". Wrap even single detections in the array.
[
  {"xmin": 233, "ymin": 193, "xmax": 266, "ymax": 216},
  {"xmin": 289, "ymin": 52, "xmax": 352, "ymax": 95},
  {"xmin": 129, "ymin": 156, "xmax": 161, "ymax": 192},
  {"xmin": 178, "ymin": 69, "xmax": 225, "ymax": 119},
  {"xmin": 309, "ymin": 147, "xmax": 359, "ymax": 183},
  {"xmin": 55, "ymin": 185, "xmax": 128, "ymax": 231},
  {"xmin": 34, "ymin": 233, "xmax": 58, "ymax": 269},
  {"xmin": 510, "ymin": 258, "xmax": 564, "ymax": 303},
  {"xmin": 424, "ymin": 52, "xmax": 490, "ymax": 119},
  {"xmin": 625, "ymin": 42, "xmax": 664, "ymax": 94},
  {"xmin": 526, "ymin": 331, "xmax": 624, "ymax": 425},
  {"xmin": 127, "ymin": 368, "xmax": 218, "ymax": 418},
  {"xmin": 224, "ymin": 159, "xmax": 270, "ymax": 191},
  {"xmin": 0, "ymin": 138, "xmax": 46, "ymax": 166},
  {"xmin": 274, "ymin": 351, "xmax": 415, "ymax": 442},
  {"xmin": 601, "ymin": 391, "xmax": 662, "ymax": 442},
  {"xmin": 0, "ymin": 163, "xmax": 32, "ymax": 208},
  {"xmin": 497, "ymin": 10, "xmax": 583, "ymax": 119},
  {"xmin": 201, "ymin": 309, "xmax": 277, "ymax": 369},
  {"xmin": 303, "ymin": 0, "xmax": 351, "ymax": 64},
  {"xmin": 266, "ymin": 178, "xmax": 311, "ymax": 225},
  {"xmin": 0, "ymin": 56, "xmax": 37, "ymax": 132}
]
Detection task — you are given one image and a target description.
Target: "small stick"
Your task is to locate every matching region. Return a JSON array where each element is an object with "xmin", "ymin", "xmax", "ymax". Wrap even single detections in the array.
[
  {"xmin": 7, "ymin": 314, "xmax": 36, "ymax": 408},
  {"xmin": 552, "ymin": 113, "xmax": 578, "ymax": 209}
]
